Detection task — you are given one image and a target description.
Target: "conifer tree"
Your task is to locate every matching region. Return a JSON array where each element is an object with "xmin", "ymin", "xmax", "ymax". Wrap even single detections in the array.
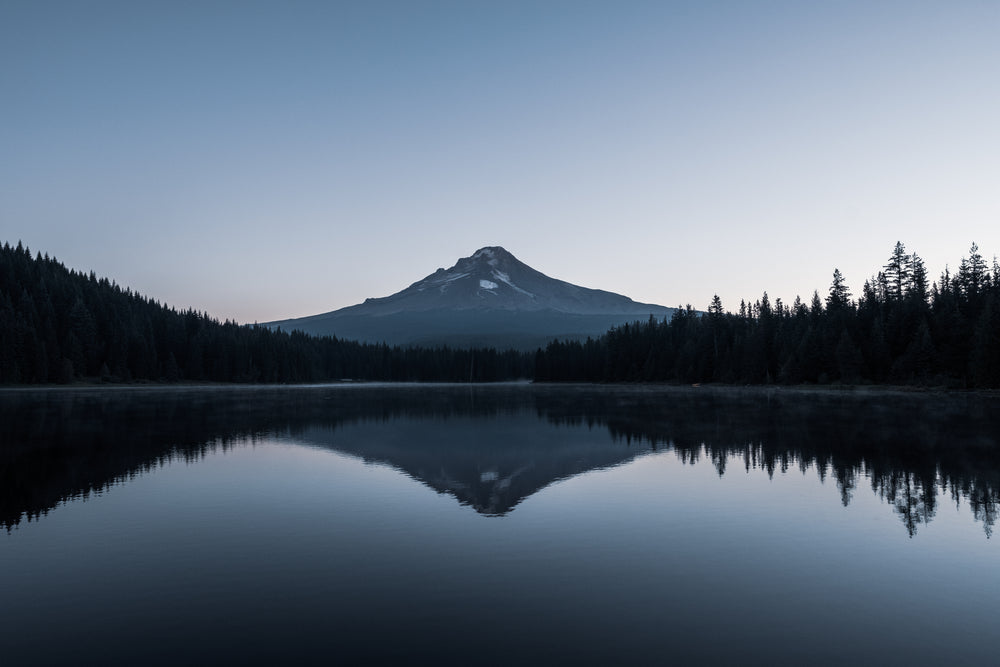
[
  {"xmin": 885, "ymin": 242, "xmax": 909, "ymax": 301},
  {"xmin": 907, "ymin": 253, "xmax": 929, "ymax": 304},
  {"xmin": 826, "ymin": 269, "xmax": 851, "ymax": 311}
]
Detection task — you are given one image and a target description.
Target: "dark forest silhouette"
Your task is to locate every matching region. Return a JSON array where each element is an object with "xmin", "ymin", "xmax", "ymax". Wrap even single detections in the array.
[
  {"xmin": 2, "ymin": 239, "xmax": 999, "ymax": 387},
  {"xmin": 0, "ymin": 242, "xmax": 531, "ymax": 383},
  {"xmin": 536, "ymin": 242, "xmax": 1000, "ymax": 388}
]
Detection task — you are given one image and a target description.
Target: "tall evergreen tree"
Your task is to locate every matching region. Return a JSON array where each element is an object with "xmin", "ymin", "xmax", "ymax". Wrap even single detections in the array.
[
  {"xmin": 958, "ymin": 242, "xmax": 988, "ymax": 304},
  {"xmin": 826, "ymin": 269, "xmax": 851, "ymax": 311},
  {"xmin": 884, "ymin": 241, "xmax": 910, "ymax": 301},
  {"xmin": 709, "ymin": 294, "xmax": 724, "ymax": 316},
  {"xmin": 907, "ymin": 253, "xmax": 929, "ymax": 303}
]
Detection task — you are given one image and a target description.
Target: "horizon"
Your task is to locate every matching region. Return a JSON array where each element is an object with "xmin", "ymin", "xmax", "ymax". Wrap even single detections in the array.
[
  {"xmin": 4, "ymin": 2, "xmax": 998, "ymax": 323},
  {"xmin": 2, "ymin": 236, "xmax": 991, "ymax": 323}
]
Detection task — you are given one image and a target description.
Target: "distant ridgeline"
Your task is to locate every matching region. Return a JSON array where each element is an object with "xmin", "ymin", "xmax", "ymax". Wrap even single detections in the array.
[
  {"xmin": 0, "ymin": 242, "xmax": 531, "ymax": 383},
  {"xmin": 536, "ymin": 242, "xmax": 1000, "ymax": 388},
  {"xmin": 2, "ymin": 240, "xmax": 999, "ymax": 387}
]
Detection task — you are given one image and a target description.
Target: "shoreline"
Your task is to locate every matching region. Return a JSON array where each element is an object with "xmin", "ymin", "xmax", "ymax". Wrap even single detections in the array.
[{"xmin": 1, "ymin": 379, "xmax": 997, "ymax": 398}]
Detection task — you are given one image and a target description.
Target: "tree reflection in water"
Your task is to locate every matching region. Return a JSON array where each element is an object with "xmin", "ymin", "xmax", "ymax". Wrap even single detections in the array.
[{"xmin": 2, "ymin": 385, "xmax": 997, "ymax": 536}]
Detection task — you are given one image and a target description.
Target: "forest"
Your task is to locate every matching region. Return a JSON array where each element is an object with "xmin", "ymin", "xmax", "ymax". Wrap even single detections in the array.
[
  {"xmin": 2, "ymin": 240, "xmax": 998, "ymax": 387},
  {"xmin": 536, "ymin": 242, "xmax": 1000, "ymax": 388},
  {"xmin": 0, "ymin": 242, "xmax": 530, "ymax": 383}
]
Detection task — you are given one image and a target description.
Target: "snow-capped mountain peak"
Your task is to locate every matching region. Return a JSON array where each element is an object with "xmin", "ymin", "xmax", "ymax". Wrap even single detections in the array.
[
  {"xmin": 266, "ymin": 246, "xmax": 676, "ymax": 349},
  {"xmin": 408, "ymin": 246, "xmax": 540, "ymax": 304}
]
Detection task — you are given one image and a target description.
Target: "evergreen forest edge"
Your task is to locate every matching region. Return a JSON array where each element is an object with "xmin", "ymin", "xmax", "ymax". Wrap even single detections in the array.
[{"xmin": 2, "ymin": 240, "xmax": 999, "ymax": 388}]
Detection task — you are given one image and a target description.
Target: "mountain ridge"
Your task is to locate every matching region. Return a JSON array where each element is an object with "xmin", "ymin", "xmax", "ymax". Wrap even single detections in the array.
[{"xmin": 266, "ymin": 246, "xmax": 676, "ymax": 349}]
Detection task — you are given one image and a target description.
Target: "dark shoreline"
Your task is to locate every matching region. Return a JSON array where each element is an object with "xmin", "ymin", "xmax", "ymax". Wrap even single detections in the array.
[{"xmin": 2, "ymin": 379, "xmax": 998, "ymax": 399}]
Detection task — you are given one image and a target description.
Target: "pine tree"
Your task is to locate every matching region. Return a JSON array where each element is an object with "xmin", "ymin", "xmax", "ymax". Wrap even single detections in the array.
[
  {"xmin": 907, "ymin": 253, "xmax": 929, "ymax": 304},
  {"xmin": 884, "ymin": 242, "xmax": 910, "ymax": 301},
  {"xmin": 809, "ymin": 291, "xmax": 823, "ymax": 323},
  {"xmin": 826, "ymin": 269, "xmax": 851, "ymax": 311},
  {"xmin": 957, "ymin": 242, "xmax": 988, "ymax": 304},
  {"xmin": 709, "ymin": 294, "xmax": 724, "ymax": 316}
]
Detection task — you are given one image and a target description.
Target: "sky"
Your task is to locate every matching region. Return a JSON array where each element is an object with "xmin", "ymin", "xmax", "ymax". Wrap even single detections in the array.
[{"xmin": 3, "ymin": 0, "xmax": 999, "ymax": 323}]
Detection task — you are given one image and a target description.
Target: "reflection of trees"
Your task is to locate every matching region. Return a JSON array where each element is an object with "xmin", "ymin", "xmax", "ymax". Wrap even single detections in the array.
[
  {"xmin": 835, "ymin": 464, "xmax": 857, "ymax": 507},
  {"xmin": 538, "ymin": 387, "xmax": 1000, "ymax": 537},
  {"xmin": 961, "ymin": 482, "xmax": 997, "ymax": 539},
  {"xmin": 0, "ymin": 385, "xmax": 575, "ymax": 528},
  {"xmin": 875, "ymin": 470, "xmax": 937, "ymax": 537},
  {"xmin": 2, "ymin": 386, "xmax": 998, "ymax": 536}
]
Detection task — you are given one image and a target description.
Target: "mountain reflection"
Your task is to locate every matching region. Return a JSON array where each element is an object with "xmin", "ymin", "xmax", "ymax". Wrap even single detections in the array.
[{"xmin": 2, "ymin": 385, "xmax": 998, "ymax": 536}]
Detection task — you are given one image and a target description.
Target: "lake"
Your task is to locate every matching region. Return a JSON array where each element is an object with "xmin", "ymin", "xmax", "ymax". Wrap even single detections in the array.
[{"xmin": 1, "ymin": 384, "xmax": 998, "ymax": 665}]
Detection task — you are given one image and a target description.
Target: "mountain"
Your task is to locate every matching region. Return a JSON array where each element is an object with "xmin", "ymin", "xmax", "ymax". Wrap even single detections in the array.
[
  {"xmin": 267, "ymin": 246, "xmax": 676, "ymax": 349},
  {"xmin": 296, "ymin": 417, "xmax": 654, "ymax": 516}
]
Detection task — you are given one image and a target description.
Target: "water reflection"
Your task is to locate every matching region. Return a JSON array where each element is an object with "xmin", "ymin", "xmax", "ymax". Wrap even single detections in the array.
[{"xmin": 2, "ymin": 385, "xmax": 998, "ymax": 536}]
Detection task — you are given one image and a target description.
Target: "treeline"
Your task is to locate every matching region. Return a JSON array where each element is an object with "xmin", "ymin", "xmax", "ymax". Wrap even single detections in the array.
[
  {"xmin": 5, "ymin": 240, "xmax": 1000, "ymax": 388},
  {"xmin": 536, "ymin": 242, "xmax": 1000, "ymax": 388},
  {"xmin": 0, "ymin": 242, "xmax": 532, "ymax": 383}
]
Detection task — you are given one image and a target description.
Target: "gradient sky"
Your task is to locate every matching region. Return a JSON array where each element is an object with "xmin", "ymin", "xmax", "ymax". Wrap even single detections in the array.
[{"xmin": 3, "ymin": 1, "xmax": 999, "ymax": 323}]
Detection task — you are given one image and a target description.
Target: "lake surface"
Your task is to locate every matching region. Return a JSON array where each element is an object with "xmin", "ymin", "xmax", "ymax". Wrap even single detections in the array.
[{"xmin": 2, "ymin": 384, "xmax": 998, "ymax": 665}]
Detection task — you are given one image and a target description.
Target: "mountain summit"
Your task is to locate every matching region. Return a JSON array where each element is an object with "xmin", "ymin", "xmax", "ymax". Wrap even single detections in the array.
[
  {"xmin": 267, "ymin": 247, "xmax": 675, "ymax": 349},
  {"xmin": 354, "ymin": 246, "xmax": 666, "ymax": 315}
]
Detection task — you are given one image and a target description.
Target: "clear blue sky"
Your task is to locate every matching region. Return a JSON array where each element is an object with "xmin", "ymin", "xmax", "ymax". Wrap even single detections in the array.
[{"xmin": 3, "ymin": 1, "xmax": 998, "ymax": 322}]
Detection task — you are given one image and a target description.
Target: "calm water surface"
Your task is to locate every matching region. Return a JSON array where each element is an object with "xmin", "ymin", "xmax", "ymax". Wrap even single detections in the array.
[{"xmin": 1, "ymin": 384, "xmax": 998, "ymax": 665}]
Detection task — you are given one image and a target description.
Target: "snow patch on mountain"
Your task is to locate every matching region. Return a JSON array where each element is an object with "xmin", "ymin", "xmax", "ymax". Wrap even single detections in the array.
[
  {"xmin": 479, "ymin": 279, "xmax": 499, "ymax": 290},
  {"xmin": 491, "ymin": 269, "xmax": 534, "ymax": 298},
  {"xmin": 428, "ymin": 271, "xmax": 469, "ymax": 285},
  {"xmin": 474, "ymin": 247, "xmax": 499, "ymax": 267}
]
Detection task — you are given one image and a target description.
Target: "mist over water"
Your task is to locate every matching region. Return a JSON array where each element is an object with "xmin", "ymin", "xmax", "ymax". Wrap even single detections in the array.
[{"xmin": 2, "ymin": 385, "xmax": 998, "ymax": 664}]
